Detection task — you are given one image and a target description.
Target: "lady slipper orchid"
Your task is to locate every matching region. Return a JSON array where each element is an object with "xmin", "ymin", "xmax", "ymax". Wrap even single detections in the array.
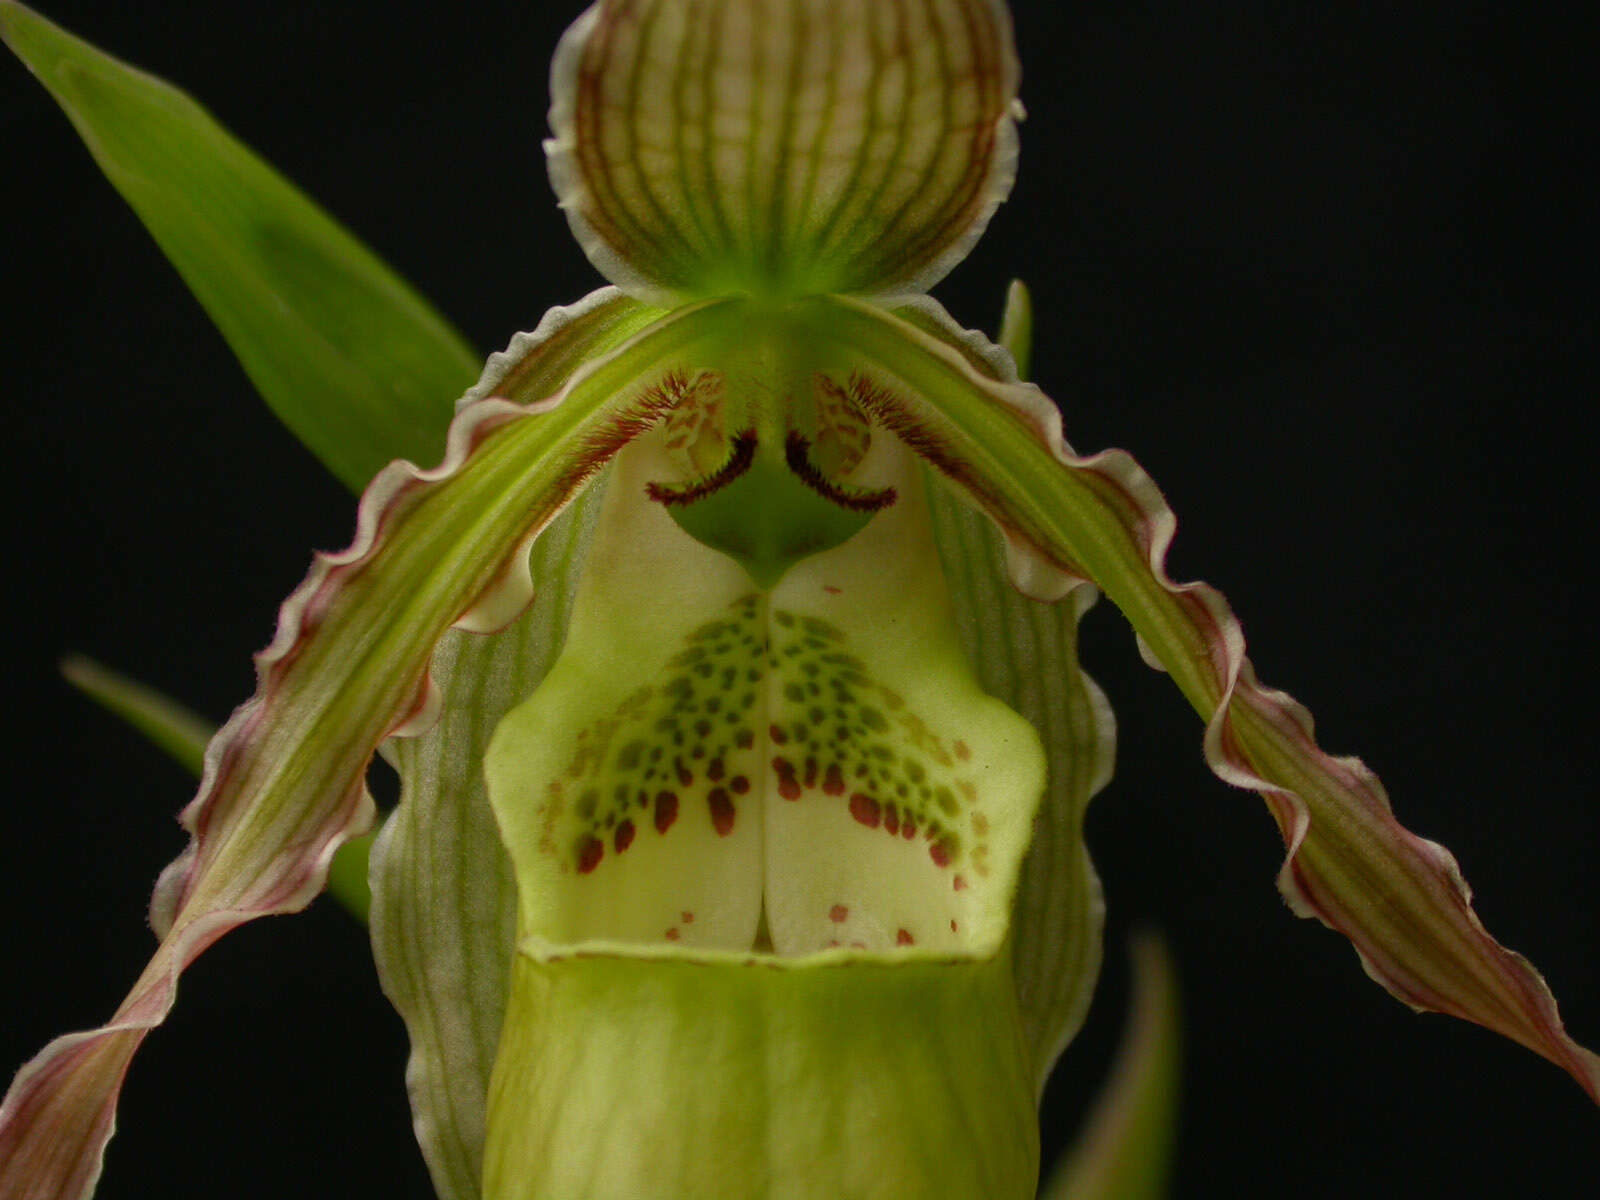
[{"xmin": 1, "ymin": 1, "xmax": 1594, "ymax": 1198}]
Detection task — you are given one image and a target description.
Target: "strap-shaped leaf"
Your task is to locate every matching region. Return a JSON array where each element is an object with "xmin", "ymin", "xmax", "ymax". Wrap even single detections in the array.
[
  {"xmin": 369, "ymin": 290, "xmax": 659, "ymax": 1200},
  {"xmin": 1042, "ymin": 935, "xmax": 1181, "ymax": 1200},
  {"xmin": 0, "ymin": 2, "xmax": 479, "ymax": 490},
  {"xmin": 0, "ymin": 299, "xmax": 737, "ymax": 1200},
  {"xmin": 813, "ymin": 292, "xmax": 1600, "ymax": 1104},
  {"xmin": 546, "ymin": 0, "xmax": 1021, "ymax": 303}
]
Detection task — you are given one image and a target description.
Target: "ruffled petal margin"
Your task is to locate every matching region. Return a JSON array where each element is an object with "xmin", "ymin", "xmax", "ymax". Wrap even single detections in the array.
[
  {"xmin": 814, "ymin": 293, "xmax": 1600, "ymax": 1104},
  {"xmin": 0, "ymin": 298, "xmax": 737, "ymax": 1200}
]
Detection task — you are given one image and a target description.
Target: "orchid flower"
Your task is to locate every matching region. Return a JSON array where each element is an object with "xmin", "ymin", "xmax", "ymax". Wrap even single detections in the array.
[{"xmin": 1, "ymin": 2, "xmax": 1595, "ymax": 1198}]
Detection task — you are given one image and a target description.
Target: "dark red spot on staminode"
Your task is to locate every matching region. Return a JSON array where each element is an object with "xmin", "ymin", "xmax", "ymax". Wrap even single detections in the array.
[
  {"xmin": 736, "ymin": 728, "xmax": 755, "ymax": 749},
  {"xmin": 676, "ymin": 760, "xmax": 694, "ymax": 787},
  {"xmin": 823, "ymin": 584, "xmax": 842, "ymax": 595},
  {"xmin": 576, "ymin": 836, "xmax": 604, "ymax": 875},
  {"xmin": 884, "ymin": 806, "xmax": 900, "ymax": 836},
  {"xmin": 953, "ymin": 874, "xmax": 968, "ymax": 891},
  {"xmin": 774, "ymin": 757, "xmax": 801, "ymax": 800},
  {"xmin": 823, "ymin": 763, "xmax": 845, "ymax": 795},
  {"xmin": 770, "ymin": 723, "xmax": 788, "ymax": 745},
  {"xmin": 655, "ymin": 790, "xmax": 679, "ymax": 834},
  {"xmin": 709, "ymin": 787, "xmax": 736, "ymax": 836},
  {"xmin": 803, "ymin": 756, "xmax": 818, "ymax": 788},
  {"xmin": 849, "ymin": 793, "xmax": 881, "ymax": 827},
  {"xmin": 953, "ymin": 740, "xmax": 971, "ymax": 761},
  {"xmin": 896, "ymin": 928, "xmax": 915, "ymax": 946},
  {"xmin": 682, "ymin": 911, "xmax": 695, "ymax": 924},
  {"xmin": 829, "ymin": 904, "xmax": 849, "ymax": 923},
  {"xmin": 614, "ymin": 820, "xmax": 636, "ymax": 854},
  {"xmin": 730, "ymin": 774, "xmax": 751, "ymax": 795},
  {"xmin": 665, "ymin": 927, "xmax": 681, "ymax": 941},
  {"xmin": 901, "ymin": 817, "xmax": 917, "ymax": 839},
  {"xmin": 707, "ymin": 756, "xmax": 725, "ymax": 782},
  {"xmin": 930, "ymin": 837, "xmax": 955, "ymax": 868}
]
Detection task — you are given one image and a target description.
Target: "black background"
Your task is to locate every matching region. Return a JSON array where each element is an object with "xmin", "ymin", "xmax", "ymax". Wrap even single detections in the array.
[{"xmin": 2, "ymin": 2, "xmax": 1594, "ymax": 1196}]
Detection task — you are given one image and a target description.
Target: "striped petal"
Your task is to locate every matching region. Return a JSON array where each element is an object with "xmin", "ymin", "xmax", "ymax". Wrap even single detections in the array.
[
  {"xmin": 0, "ymin": 299, "xmax": 738, "ymax": 1200},
  {"xmin": 809, "ymin": 292, "xmax": 1600, "ymax": 1105},
  {"xmin": 546, "ymin": 0, "xmax": 1021, "ymax": 303},
  {"xmin": 368, "ymin": 290, "xmax": 654, "ymax": 1200}
]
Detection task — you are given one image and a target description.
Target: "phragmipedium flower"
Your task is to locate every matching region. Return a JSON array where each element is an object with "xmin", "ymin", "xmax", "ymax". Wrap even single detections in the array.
[{"xmin": 0, "ymin": 1, "xmax": 1594, "ymax": 1197}]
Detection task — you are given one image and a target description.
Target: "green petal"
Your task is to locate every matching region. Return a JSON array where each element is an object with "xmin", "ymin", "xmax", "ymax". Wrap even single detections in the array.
[
  {"xmin": 0, "ymin": 2, "xmax": 478, "ymax": 490},
  {"xmin": 1043, "ymin": 935, "xmax": 1181, "ymax": 1200},
  {"xmin": 0, "ymin": 300, "xmax": 738, "ymax": 1200},
  {"xmin": 368, "ymin": 293, "xmax": 652, "ymax": 1200},
  {"xmin": 546, "ymin": 0, "xmax": 1021, "ymax": 302},
  {"xmin": 810, "ymin": 292, "xmax": 1600, "ymax": 1105}
]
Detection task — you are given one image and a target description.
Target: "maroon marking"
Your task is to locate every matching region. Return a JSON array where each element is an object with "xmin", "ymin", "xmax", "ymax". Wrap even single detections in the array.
[
  {"xmin": 665, "ymin": 927, "xmax": 681, "ymax": 941},
  {"xmin": 576, "ymin": 836, "xmax": 604, "ymax": 875},
  {"xmin": 803, "ymin": 756, "xmax": 818, "ymax": 788},
  {"xmin": 950, "ymin": 919, "xmax": 959, "ymax": 933},
  {"xmin": 736, "ymin": 729, "xmax": 755, "ymax": 749},
  {"xmin": 823, "ymin": 763, "xmax": 845, "ymax": 795},
  {"xmin": 849, "ymin": 793, "xmax": 881, "ymax": 827},
  {"xmin": 769, "ymin": 723, "xmax": 788, "ymax": 745},
  {"xmin": 884, "ymin": 806, "xmax": 900, "ymax": 836},
  {"xmin": 675, "ymin": 760, "xmax": 694, "ymax": 787},
  {"xmin": 829, "ymin": 904, "xmax": 849, "ymax": 923},
  {"xmin": 953, "ymin": 874, "xmax": 968, "ymax": 891},
  {"xmin": 896, "ymin": 928, "xmax": 915, "ymax": 946},
  {"xmin": 682, "ymin": 911, "xmax": 695, "ymax": 924},
  {"xmin": 953, "ymin": 740, "xmax": 971, "ymax": 761},
  {"xmin": 785, "ymin": 431, "xmax": 897, "ymax": 511},
  {"xmin": 930, "ymin": 837, "xmax": 954, "ymax": 868},
  {"xmin": 730, "ymin": 774, "xmax": 751, "ymax": 795},
  {"xmin": 709, "ymin": 788, "xmax": 736, "ymax": 836},
  {"xmin": 823, "ymin": 584, "xmax": 842, "ymax": 595},
  {"xmin": 614, "ymin": 820, "xmax": 636, "ymax": 854},
  {"xmin": 773, "ymin": 757, "xmax": 802, "ymax": 800},
  {"xmin": 902, "ymin": 817, "xmax": 917, "ymax": 839},
  {"xmin": 654, "ymin": 790, "xmax": 680, "ymax": 834},
  {"xmin": 707, "ymin": 756, "xmax": 725, "ymax": 782},
  {"xmin": 646, "ymin": 431, "xmax": 758, "ymax": 506}
]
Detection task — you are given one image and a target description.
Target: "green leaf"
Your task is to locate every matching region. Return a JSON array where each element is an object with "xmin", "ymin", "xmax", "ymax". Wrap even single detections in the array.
[
  {"xmin": 59, "ymin": 654, "xmax": 375, "ymax": 923},
  {"xmin": 1042, "ymin": 934, "xmax": 1181, "ymax": 1200},
  {"xmin": 1, "ymin": 1, "xmax": 480, "ymax": 490}
]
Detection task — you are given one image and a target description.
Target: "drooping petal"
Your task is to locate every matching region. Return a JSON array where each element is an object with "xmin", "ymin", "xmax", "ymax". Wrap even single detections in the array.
[
  {"xmin": 546, "ymin": 0, "xmax": 1021, "ymax": 303},
  {"xmin": 0, "ymin": 2, "xmax": 479, "ymax": 490},
  {"xmin": 811, "ymin": 292, "xmax": 1600, "ymax": 1104},
  {"xmin": 0, "ymin": 299, "xmax": 740, "ymax": 1200},
  {"xmin": 1042, "ymin": 936, "xmax": 1182, "ymax": 1200},
  {"xmin": 369, "ymin": 291, "xmax": 655, "ymax": 1200}
]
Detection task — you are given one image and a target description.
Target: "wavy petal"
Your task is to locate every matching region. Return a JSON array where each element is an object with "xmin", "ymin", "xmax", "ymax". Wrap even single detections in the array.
[
  {"xmin": 546, "ymin": 0, "xmax": 1020, "ymax": 303},
  {"xmin": 0, "ymin": 299, "xmax": 739, "ymax": 1200},
  {"xmin": 0, "ymin": 2, "xmax": 479, "ymax": 490},
  {"xmin": 812, "ymin": 292, "xmax": 1600, "ymax": 1104},
  {"xmin": 369, "ymin": 293, "xmax": 651, "ymax": 1200}
]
